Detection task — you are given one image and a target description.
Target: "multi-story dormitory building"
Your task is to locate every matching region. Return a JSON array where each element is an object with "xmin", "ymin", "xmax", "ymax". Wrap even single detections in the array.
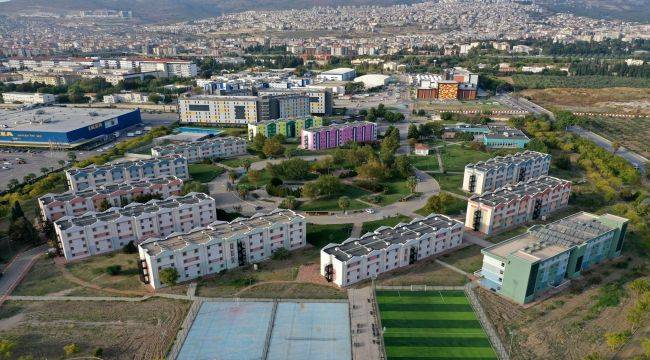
[
  {"xmin": 478, "ymin": 212, "xmax": 628, "ymax": 304},
  {"xmin": 320, "ymin": 214, "xmax": 464, "ymax": 287},
  {"xmin": 138, "ymin": 209, "xmax": 306, "ymax": 289},
  {"xmin": 462, "ymin": 151, "xmax": 551, "ymax": 195},
  {"xmin": 39, "ymin": 176, "xmax": 184, "ymax": 221},
  {"xmin": 466, "ymin": 176, "xmax": 572, "ymax": 235},
  {"xmin": 65, "ymin": 154, "xmax": 189, "ymax": 192},
  {"xmin": 54, "ymin": 193, "xmax": 216, "ymax": 261},
  {"xmin": 150, "ymin": 137, "xmax": 247, "ymax": 163}
]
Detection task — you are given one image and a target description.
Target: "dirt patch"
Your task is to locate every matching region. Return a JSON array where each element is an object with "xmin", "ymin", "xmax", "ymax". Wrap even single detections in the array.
[
  {"xmin": 296, "ymin": 263, "xmax": 330, "ymax": 285},
  {"xmin": 520, "ymin": 87, "xmax": 650, "ymax": 116},
  {"xmin": 0, "ymin": 313, "xmax": 24, "ymax": 331}
]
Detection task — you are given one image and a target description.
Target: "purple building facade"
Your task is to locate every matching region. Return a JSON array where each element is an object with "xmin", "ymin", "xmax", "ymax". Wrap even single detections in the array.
[{"xmin": 300, "ymin": 121, "xmax": 377, "ymax": 150}]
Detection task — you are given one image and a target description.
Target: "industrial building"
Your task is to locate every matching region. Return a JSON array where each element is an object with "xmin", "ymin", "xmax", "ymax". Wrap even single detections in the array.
[
  {"xmin": 483, "ymin": 127, "xmax": 530, "ymax": 149},
  {"xmin": 478, "ymin": 212, "xmax": 628, "ymax": 304},
  {"xmin": 247, "ymin": 117, "xmax": 323, "ymax": 140},
  {"xmin": 54, "ymin": 192, "xmax": 217, "ymax": 261},
  {"xmin": 414, "ymin": 68, "xmax": 478, "ymax": 100},
  {"xmin": 300, "ymin": 121, "xmax": 377, "ymax": 150},
  {"xmin": 38, "ymin": 176, "xmax": 183, "ymax": 221},
  {"xmin": 316, "ymin": 68, "xmax": 356, "ymax": 82},
  {"xmin": 138, "ymin": 209, "xmax": 306, "ymax": 289},
  {"xmin": 1, "ymin": 92, "xmax": 55, "ymax": 104},
  {"xmin": 178, "ymin": 93, "xmax": 310, "ymax": 125},
  {"xmin": 320, "ymin": 214, "xmax": 464, "ymax": 287},
  {"xmin": 353, "ymin": 74, "xmax": 392, "ymax": 89},
  {"xmin": 151, "ymin": 136, "xmax": 247, "ymax": 163},
  {"xmin": 466, "ymin": 176, "xmax": 572, "ymax": 235},
  {"xmin": 0, "ymin": 107, "xmax": 141, "ymax": 148},
  {"xmin": 462, "ymin": 151, "xmax": 551, "ymax": 195},
  {"xmin": 65, "ymin": 154, "xmax": 188, "ymax": 191}
]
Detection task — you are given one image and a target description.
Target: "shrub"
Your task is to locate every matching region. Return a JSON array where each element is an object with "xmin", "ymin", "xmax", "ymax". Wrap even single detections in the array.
[
  {"xmin": 106, "ymin": 265, "xmax": 122, "ymax": 276},
  {"xmin": 63, "ymin": 343, "xmax": 80, "ymax": 356},
  {"xmin": 271, "ymin": 248, "xmax": 291, "ymax": 260},
  {"xmin": 159, "ymin": 267, "xmax": 180, "ymax": 286},
  {"xmin": 353, "ymin": 179, "xmax": 385, "ymax": 192},
  {"xmin": 122, "ymin": 241, "xmax": 137, "ymax": 254},
  {"xmin": 605, "ymin": 331, "xmax": 631, "ymax": 350},
  {"xmin": 94, "ymin": 348, "xmax": 104, "ymax": 357}
]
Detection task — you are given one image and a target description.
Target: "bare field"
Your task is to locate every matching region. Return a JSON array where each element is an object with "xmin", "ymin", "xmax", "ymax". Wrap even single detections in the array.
[
  {"xmin": 585, "ymin": 117, "xmax": 650, "ymax": 158},
  {"xmin": 520, "ymin": 87, "xmax": 650, "ymax": 116},
  {"xmin": 0, "ymin": 299, "xmax": 190, "ymax": 359}
]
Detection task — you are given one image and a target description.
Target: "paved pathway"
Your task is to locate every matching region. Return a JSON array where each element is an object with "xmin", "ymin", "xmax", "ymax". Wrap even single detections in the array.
[
  {"xmin": 348, "ymin": 287, "xmax": 384, "ymax": 360},
  {"xmin": 0, "ymin": 245, "xmax": 47, "ymax": 303},
  {"xmin": 351, "ymin": 223, "xmax": 363, "ymax": 238},
  {"xmin": 463, "ymin": 232, "xmax": 493, "ymax": 248},
  {"xmin": 434, "ymin": 259, "xmax": 470, "ymax": 276}
]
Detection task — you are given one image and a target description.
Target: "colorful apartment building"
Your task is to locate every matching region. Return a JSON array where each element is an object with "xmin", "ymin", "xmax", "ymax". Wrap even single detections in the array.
[
  {"xmin": 301, "ymin": 121, "xmax": 377, "ymax": 151},
  {"xmin": 247, "ymin": 117, "xmax": 323, "ymax": 140},
  {"xmin": 151, "ymin": 136, "xmax": 247, "ymax": 163},
  {"xmin": 462, "ymin": 151, "xmax": 551, "ymax": 195},
  {"xmin": 483, "ymin": 127, "xmax": 530, "ymax": 149},
  {"xmin": 320, "ymin": 214, "xmax": 464, "ymax": 287},
  {"xmin": 54, "ymin": 192, "xmax": 216, "ymax": 261},
  {"xmin": 65, "ymin": 155, "xmax": 188, "ymax": 192},
  {"xmin": 38, "ymin": 176, "xmax": 183, "ymax": 221},
  {"xmin": 478, "ymin": 212, "xmax": 628, "ymax": 304},
  {"xmin": 437, "ymin": 80, "xmax": 460, "ymax": 100},
  {"xmin": 138, "ymin": 209, "xmax": 306, "ymax": 289},
  {"xmin": 465, "ymin": 176, "xmax": 572, "ymax": 235}
]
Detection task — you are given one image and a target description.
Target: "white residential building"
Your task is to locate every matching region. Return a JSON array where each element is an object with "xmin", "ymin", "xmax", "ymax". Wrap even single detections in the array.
[
  {"xmin": 462, "ymin": 151, "xmax": 551, "ymax": 195},
  {"xmin": 39, "ymin": 176, "xmax": 184, "ymax": 221},
  {"xmin": 138, "ymin": 209, "xmax": 306, "ymax": 289},
  {"xmin": 316, "ymin": 68, "xmax": 356, "ymax": 82},
  {"xmin": 1, "ymin": 92, "xmax": 55, "ymax": 104},
  {"xmin": 320, "ymin": 214, "xmax": 464, "ymax": 287},
  {"xmin": 103, "ymin": 92, "xmax": 163, "ymax": 104},
  {"xmin": 54, "ymin": 192, "xmax": 216, "ymax": 261},
  {"xmin": 65, "ymin": 155, "xmax": 189, "ymax": 192},
  {"xmin": 465, "ymin": 176, "xmax": 572, "ymax": 235},
  {"xmin": 138, "ymin": 60, "xmax": 197, "ymax": 78},
  {"xmin": 151, "ymin": 136, "xmax": 247, "ymax": 163}
]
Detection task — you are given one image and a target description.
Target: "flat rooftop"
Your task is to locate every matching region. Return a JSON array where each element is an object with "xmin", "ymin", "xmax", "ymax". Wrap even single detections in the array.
[
  {"xmin": 323, "ymin": 214, "xmax": 461, "ymax": 262},
  {"xmin": 0, "ymin": 107, "xmax": 137, "ymax": 133},
  {"xmin": 469, "ymin": 176, "xmax": 570, "ymax": 207},
  {"xmin": 139, "ymin": 209, "xmax": 303, "ymax": 255},
  {"xmin": 303, "ymin": 121, "xmax": 374, "ymax": 133},
  {"xmin": 484, "ymin": 212, "xmax": 618, "ymax": 262},
  {"xmin": 66, "ymin": 154, "xmax": 184, "ymax": 176},
  {"xmin": 152, "ymin": 136, "xmax": 245, "ymax": 153},
  {"xmin": 320, "ymin": 67, "xmax": 355, "ymax": 75},
  {"xmin": 465, "ymin": 150, "xmax": 548, "ymax": 172}
]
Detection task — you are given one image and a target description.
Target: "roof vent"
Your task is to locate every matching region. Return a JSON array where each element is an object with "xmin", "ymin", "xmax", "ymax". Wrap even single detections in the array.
[{"xmin": 89, "ymin": 111, "xmax": 99, "ymax": 116}]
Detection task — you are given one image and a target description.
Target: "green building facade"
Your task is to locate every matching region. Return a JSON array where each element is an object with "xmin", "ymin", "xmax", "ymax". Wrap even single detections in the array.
[
  {"xmin": 247, "ymin": 117, "xmax": 323, "ymax": 140},
  {"xmin": 479, "ymin": 212, "xmax": 628, "ymax": 304}
]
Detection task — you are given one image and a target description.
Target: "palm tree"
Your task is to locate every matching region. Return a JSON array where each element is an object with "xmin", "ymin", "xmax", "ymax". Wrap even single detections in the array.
[
  {"xmin": 338, "ymin": 196, "xmax": 351, "ymax": 214},
  {"xmin": 407, "ymin": 176, "xmax": 418, "ymax": 194},
  {"xmin": 40, "ymin": 167, "xmax": 49, "ymax": 175}
]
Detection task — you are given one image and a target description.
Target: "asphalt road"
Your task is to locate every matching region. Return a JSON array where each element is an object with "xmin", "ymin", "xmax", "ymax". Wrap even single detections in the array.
[
  {"xmin": 0, "ymin": 245, "xmax": 47, "ymax": 298},
  {"xmin": 568, "ymin": 125, "xmax": 648, "ymax": 172}
]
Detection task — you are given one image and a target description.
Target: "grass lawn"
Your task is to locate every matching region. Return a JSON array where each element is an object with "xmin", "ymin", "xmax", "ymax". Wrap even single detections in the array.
[
  {"xmin": 218, "ymin": 156, "xmax": 256, "ymax": 168},
  {"xmin": 197, "ymin": 248, "xmax": 320, "ymax": 298},
  {"xmin": 238, "ymin": 168, "xmax": 274, "ymax": 189},
  {"xmin": 306, "ymin": 223, "xmax": 353, "ymax": 248},
  {"xmin": 377, "ymin": 179, "xmax": 412, "ymax": 206},
  {"xmin": 440, "ymin": 145, "xmax": 493, "ymax": 172},
  {"xmin": 12, "ymin": 257, "xmax": 76, "ymax": 296},
  {"xmin": 409, "ymin": 155, "xmax": 440, "ymax": 171},
  {"xmin": 415, "ymin": 194, "xmax": 466, "ymax": 217},
  {"xmin": 434, "ymin": 173, "xmax": 466, "ymax": 195},
  {"xmin": 485, "ymin": 226, "xmax": 528, "ymax": 244},
  {"xmin": 66, "ymin": 252, "xmax": 148, "ymax": 292},
  {"xmin": 377, "ymin": 290, "xmax": 497, "ymax": 360},
  {"xmin": 299, "ymin": 184, "xmax": 370, "ymax": 211},
  {"xmin": 439, "ymin": 245, "xmax": 484, "ymax": 274},
  {"xmin": 188, "ymin": 163, "xmax": 225, "ymax": 182},
  {"xmin": 376, "ymin": 259, "xmax": 468, "ymax": 287},
  {"xmin": 219, "ymin": 127, "xmax": 247, "ymax": 137},
  {"xmin": 361, "ymin": 215, "xmax": 412, "ymax": 234}
]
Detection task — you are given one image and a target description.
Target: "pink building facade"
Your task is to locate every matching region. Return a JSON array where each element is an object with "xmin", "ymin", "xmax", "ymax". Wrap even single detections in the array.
[{"xmin": 300, "ymin": 121, "xmax": 377, "ymax": 150}]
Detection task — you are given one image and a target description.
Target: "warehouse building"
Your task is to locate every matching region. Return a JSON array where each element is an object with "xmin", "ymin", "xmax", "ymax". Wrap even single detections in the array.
[
  {"xmin": 466, "ymin": 176, "xmax": 572, "ymax": 235},
  {"xmin": 54, "ymin": 192, "xmax": 216, "ymax": 261},
  {"xmin": 462, "ymin": 151, "xmax": 551, "ymax": 195},
  {"xmin": 65, "ymin": 154, "xmax": 188, "ymax": 191},
  {"xmin": 138, "ymin": 209, "xmax": 306, "ymax": 289},
  {"xmin": 301, "ymin": 121, "xmax": 377, "ymax": 151},
  {"xmin": 320, "ymin": 214, "xmax": 464, "ymax": 287},
  {"xmin": 38, "ymin": 176, "xmax": 183, "ymax": 221},
  {"xmin": 247, "ymin": 117, "xmax": 323, "ymax": 140},
  {"xmin": 151, "ymin": 136, "xmax": 247, "ymax": 163},
  {"xmin": 353, "ymin": 74, "xmax": 392, "ymax": 89},
  {"xmin": 1, "ymin": 92, "xmax": 56, "ymax": 104},
  {"xmin": 316, "ymin": 68, "xmax": 356, "ymax": 82},
  {"xmin": 0, "ymin": 107, "xmax": 141, "ymax": 148},
  {"xmin": 478, "ymin": 212, "xmax": 628, "ymax": 304}
]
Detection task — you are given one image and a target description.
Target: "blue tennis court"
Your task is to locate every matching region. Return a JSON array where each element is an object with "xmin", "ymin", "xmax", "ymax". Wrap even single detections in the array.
[
  {"xmin": 268, "ymin": 302, "xmax": 351, "ymax": 360},
  {"xmin": 177, "ymin": 301, "xmax": 273, "ymax": 360}
]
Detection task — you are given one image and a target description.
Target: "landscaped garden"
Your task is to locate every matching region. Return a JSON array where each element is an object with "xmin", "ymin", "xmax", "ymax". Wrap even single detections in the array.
[{"xmin": 188, "ymin": 163, "xmax": 225, "ymax": 182}]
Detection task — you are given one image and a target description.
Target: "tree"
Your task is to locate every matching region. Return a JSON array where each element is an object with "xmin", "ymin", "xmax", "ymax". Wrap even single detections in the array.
[
  {"xmin": 394, "ymin": 155, "xmax": 413, "ymax": 179},
  {"xmin": 9, "ymin": 217, "xmax": 40, "ymax": 245},
  {"xmin": 357, "ymin": 161, "xmax": 388, "ymax": 181},
  {"xmin": 271, "ymin": 247, "xmax": 291, "ymax": 260},
  {"xmin": 23, "ymin": 173, "xmax": 36, "ymax": 183},
  {"xmin": 314, "ymin": 175, "xmax": 342, "ymax": 198},
  {"xmin": 58, "ymin": 159, "xmax": 65, "ymax": 167},
  {"xmin": 148, "ymin": 93, "xmax": 162, "ymax": 104},
  {"xmin": 242, "ymin": 158, "xmax": 253, "ymax": 172},
  {"xmin": 182, "ymin": 181, "xmax": 209, "ymax": 195},
  {"xmin": 262, "ymin": 138, "xmax": 284, "ymax": 158},
  {"xmin": 252, "ymin": 133, "xmax": 267, "ymax": 152},
  {"xmin": 247, "ymin": 170, "xmax": 262, "ymax": 183},
  {"xmin": 42, "ymin": 220, "xmax": 56, "ymax": 242},
  {"xmin": 67, "ymin": 151, "xmax": 77, "ymax": 162},
  {"xmin": 611, "ymin": 141, "xmax": 621, "ymax": 153},
  {"xmin": 123, "ymin": 241, "xmax": 137, "ymax": 254},
  {"xmin": 0, "ymin": 339, "xmax": 16, "ymax": 360},
  {"xmin": 63, "ymin": 343, "xmax": 80, "ymax": 356},
  {"xmin": 407, "ymin": 176, "xmax": 418, "ymax": 194},
  {"xmin": 228, "ymin": 170, "xmax": 238, "ymax": 183},
  {"xmin": 279, "ymin": 196, "xmax": 298, "ymax": 210},
  {"xmin": 526, "ymin": 138, "xmax": 548, "ymax": 153},
  {"xmin": 338, "ymin": 196, "xmax": 351, "ymax": 213},
  {"xmin": 10, "ymin": 201, "xmax": 24, "ymax": 222},
  {"xmin": 94, "ymin": 348, "xmax": 104, "ymax": 357},
  {"xmin": 302, "ymin": 182, "xmax": 319, "ymax": 199},
  {"xmin": 7, "ymin": 179, "xmax": 19, "ymax": 191},
  {"xmin": 159, "ymin": 267, "xmax": 180, "ymax": 286},
  {"xmin": 407, "ymin": 124, "xmax": 420, "ymax": 140},
  {"xmin": 98, "ymin": 199, "xmax": 112, "ymax": 212},
  {"xmin": 40, "ymin": 167, "xmax": 49, "ymax": 175},
  {"xmin": 106, "ymin": 265, "xmax": 122, "ymax": 275}
]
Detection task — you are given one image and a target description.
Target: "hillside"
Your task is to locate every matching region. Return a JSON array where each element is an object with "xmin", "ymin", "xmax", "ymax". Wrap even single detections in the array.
[{"xmin": 536, "ymin": 0, "xmax": 650, "ymax": 22}]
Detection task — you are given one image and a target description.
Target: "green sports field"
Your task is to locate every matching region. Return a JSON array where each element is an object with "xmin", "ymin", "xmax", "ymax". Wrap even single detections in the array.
[{"xmin": 376, "ymin": 290, "xmax": 497, "ymax": 360}]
